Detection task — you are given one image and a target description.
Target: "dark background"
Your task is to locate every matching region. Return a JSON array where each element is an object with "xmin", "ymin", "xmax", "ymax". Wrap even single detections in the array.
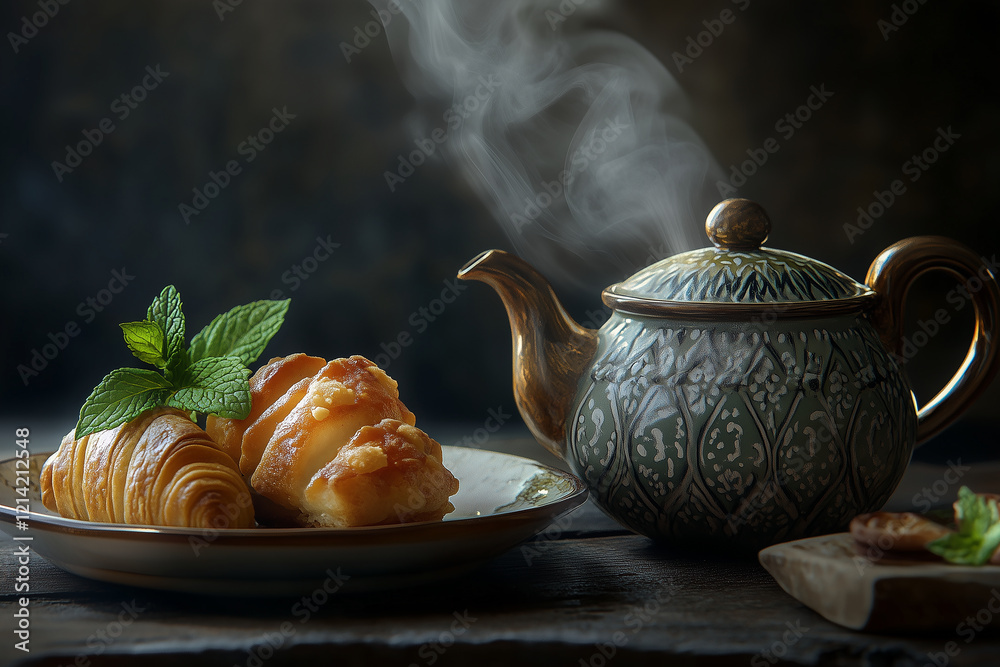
[{"xmin": 2, "ymin": 0, "xmax": 998, "ymax": 451}]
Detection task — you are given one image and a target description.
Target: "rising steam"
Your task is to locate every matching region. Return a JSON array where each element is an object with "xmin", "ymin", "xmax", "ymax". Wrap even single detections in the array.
[{"xmin": 369, "ymin": 0, "xmax": 724, "ymax": 289}]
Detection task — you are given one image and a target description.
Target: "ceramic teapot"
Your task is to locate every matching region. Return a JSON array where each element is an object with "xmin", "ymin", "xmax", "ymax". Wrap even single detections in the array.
[{"xmin": 458, "ymin": 199, "xmax": 1000, "ymax": 550}]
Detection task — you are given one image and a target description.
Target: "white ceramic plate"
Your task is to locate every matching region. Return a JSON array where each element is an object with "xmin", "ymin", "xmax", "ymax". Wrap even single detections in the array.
[{"xmin": 0, "ymin": 447, "xmax": 587, "ymax": 595}]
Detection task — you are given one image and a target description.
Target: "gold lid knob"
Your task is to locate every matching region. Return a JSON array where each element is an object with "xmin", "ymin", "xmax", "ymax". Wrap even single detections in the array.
[{"xmin": 705, "ymin": 198, "xmax": 771, "ymax": 251}]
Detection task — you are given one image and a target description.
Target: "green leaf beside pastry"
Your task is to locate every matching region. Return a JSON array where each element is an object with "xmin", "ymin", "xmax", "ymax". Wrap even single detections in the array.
[{"xmin": 74, "ymin": 285, "xmax": 290, "ymax": 439}]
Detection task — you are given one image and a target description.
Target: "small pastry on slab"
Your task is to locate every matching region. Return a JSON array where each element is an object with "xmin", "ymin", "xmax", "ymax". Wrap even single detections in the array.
[{"xmin": 849, "ymin": 511, "xmax": 951, "ymax": 557}]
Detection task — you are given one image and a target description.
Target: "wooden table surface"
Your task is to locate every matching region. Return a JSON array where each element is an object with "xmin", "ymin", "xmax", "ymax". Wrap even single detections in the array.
[{"xmin": 3, "ymin": 432, "xmax": 1000, "ymax": 667}]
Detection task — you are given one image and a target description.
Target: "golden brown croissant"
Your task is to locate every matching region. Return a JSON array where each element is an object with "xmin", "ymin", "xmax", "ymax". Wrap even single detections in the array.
[
  {"xmin": 41, "ymin": 407, "xmax": 255, "ymax": 529},
  {"xmin": 206, "ymin": 354, "xmax": 459, "ymax": 527}
]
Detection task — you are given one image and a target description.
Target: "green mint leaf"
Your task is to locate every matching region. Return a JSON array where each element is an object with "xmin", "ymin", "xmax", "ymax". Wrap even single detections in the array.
[
  {"xmin": 166, "ymin": 356, "xmax": 251, "ymax": 419},
  {"xmin": 146, "ymin": 285, "xmax": 186, "ymax": 367},
  {"xmin": 120, "ymin": 320, "xmax": 167, "ymax": 368},
  {"xmin": 927, "ymin": 487, "xmax": 1000, "ymax": 565},
  {"xmin": 927, "ymin": 533, "xmax": 983, "ymax": 565},
  {"xmin": 75, "ymin": 368, "xmax": 174, "ymax": 439},
  {"xmin": 188, "ymin": 298, "xmax": 290, "ymax": 366}
]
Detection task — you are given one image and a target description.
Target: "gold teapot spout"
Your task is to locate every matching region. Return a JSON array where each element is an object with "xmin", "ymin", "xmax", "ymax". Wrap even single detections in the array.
[{"xmin": 458, "ymin": 250, "xmax": 598, "ymax": 460}]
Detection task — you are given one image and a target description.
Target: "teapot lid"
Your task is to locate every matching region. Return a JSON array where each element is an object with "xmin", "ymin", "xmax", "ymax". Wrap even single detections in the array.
[{"xmin": 603, "ymin": 199, "xmax": 876, "ymax": 319}]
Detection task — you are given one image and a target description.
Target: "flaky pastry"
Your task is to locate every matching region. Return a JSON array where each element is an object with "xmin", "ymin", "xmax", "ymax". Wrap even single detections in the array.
[
  {"xmin": 206, "ymin": 354, "xmax": 459, "ymax": 527},
  {"xmin": 40, "ymin": 407, "xmax": 255, "ymax": 529}
]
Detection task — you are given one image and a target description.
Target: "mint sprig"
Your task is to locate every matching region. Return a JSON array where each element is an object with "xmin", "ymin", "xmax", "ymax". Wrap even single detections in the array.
[
  {"xmin": 74, "ymin": 285, "xmax": 290, "ymax": 439},
  {"xmin": 926, "ymin": 486, "xmax": 1000, "ymax": 566}
]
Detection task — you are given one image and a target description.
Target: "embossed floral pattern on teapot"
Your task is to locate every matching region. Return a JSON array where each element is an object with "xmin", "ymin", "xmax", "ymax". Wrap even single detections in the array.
[{"xmin": 459, "ymin": 199, "xmax": 1000, "ymax": 550}]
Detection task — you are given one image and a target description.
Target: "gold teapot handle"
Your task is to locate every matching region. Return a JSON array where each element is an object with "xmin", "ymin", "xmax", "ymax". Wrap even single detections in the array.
[{"xmin": 866, "ymin": 236, "xmax": 1000, "ymax": 446}]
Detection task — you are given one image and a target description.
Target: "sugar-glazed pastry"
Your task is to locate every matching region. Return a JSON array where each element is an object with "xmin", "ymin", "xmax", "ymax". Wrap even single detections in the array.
[
  {"xmin": 206, "ymin": 354, "xmax": 459, "ymax": 527},
  {"xmin": 41, "ymin": 407, "xmax": 255, "ymax": 529},
  {"xmin": 301, "ymin": 418, "xmax": 458, "ymax": 527}
]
